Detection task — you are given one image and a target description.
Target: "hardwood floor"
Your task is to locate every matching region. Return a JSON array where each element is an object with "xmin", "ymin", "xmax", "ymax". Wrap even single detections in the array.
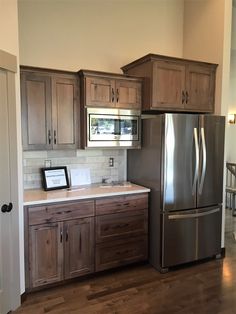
[{"xmin": 14, "ymin": 209, "xmax": 236, "ymax": 314}]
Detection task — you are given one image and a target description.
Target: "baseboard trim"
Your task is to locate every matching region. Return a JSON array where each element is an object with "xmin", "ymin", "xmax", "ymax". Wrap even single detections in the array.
[
  {"xmin": 221, "ymin": 247, "xmax": 226, "ymax": 258},
  {"xmin": 21, "ymin": 292, "xmax": 27, "ymax": 304}
]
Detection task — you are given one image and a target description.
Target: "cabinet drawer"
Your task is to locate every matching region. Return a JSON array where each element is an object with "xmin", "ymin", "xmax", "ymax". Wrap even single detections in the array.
[
  {"xmin": 95, "ymin": 236, "xmax": 147, "ymax": 271},
  {"xmin": 96, "ymin": 193, "xmax": 148, "ymax": 215},
  {"xmin": 28, "ymin": 200, "xmax": 95, "ymax": 225},
  {"xmin": 96, "ymin": 210, "xmax": 148, "ymax": 243}
]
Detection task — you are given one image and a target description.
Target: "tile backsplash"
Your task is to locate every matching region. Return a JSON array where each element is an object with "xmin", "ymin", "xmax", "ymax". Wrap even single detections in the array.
[{"xmin": 23, "ymin": 149, "xmax": 127, "ymax": 190}]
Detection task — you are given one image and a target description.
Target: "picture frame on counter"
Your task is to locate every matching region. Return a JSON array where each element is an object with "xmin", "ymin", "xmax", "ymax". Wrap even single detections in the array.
[{"xmin": 41, "ymin": 166, "xmax": 70, "ymax": 191}]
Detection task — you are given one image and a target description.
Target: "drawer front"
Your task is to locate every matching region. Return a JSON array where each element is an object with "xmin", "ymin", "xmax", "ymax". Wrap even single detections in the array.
[
  {"xmin": 95, "ymin": 236, "xmax": 148, "ymax": 271},
  {"xmin": 96, "ymin": 193, "xmax": 148, "ymax": 215},
  {"xmin": 28, "ymin": 200, "xmax": 95, "ymax": 225},
  {"xmin": 96, "ymin": 210, "xmax": 148, "ymax": 243}
]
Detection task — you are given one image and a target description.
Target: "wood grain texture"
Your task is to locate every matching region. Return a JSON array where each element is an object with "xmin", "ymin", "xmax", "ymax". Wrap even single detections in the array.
[
  {"xmin": 96, "ymin": 193, "xmax": 148, "ymax": 216},
  {"xmin": 14, "ymin": 232, "xmax": 234, "ymax": 314},
  {"xmin": 64, "ymin": 217, "xmax": 94, "ymax": 279},
  {"xmin": 28, "ymin": 200, "xmax": 95, "ymax": 225},
  {"xmin": 122, "ymin": 54, "xmax": 217, "ymax": 113}
]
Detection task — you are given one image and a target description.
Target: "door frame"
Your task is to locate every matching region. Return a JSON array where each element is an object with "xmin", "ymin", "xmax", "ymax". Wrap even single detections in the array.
[{"xmin": 0, "ymin": 49, "xmax": 22, "ymax": 313}]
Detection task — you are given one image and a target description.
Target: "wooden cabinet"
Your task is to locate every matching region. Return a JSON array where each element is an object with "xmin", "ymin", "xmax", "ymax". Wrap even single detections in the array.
[
  {"xmin": 25, "ymin": 200, "xmax": 95, "ymax": 289},
  {"xmin": 121, "ymin": 54, "xmax": 217, "ymax": 113},
  {"xmin": 64, "ymin": 218, "xmax": 94, "ymax": 279},
  {"xmin": 25, "ymin": 193, "xmax": 148, "ymax": 290},
  {"xmin": 20, "ymin": 66, "xmax": 79, "ymax": 150},
  {"xmin": 95, "ymin": 193, "xmax": 148, "ymax": 272},
  {"xmin": 79, "ymin": 70, "xmax": 142, "ymax": 110},
  {"xmin": 29, "ymin": 222, "xmax": 63, "ymax": 287}
]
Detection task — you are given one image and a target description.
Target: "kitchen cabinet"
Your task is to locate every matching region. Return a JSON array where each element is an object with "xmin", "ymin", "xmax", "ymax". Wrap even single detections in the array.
[
  {"xmin": 24, "ymin": 191, "xmax": 149, "ymax": 290},
  {"xmin": 79, "ymin": 70, "xmax": 142, "ymax": 109},
  {"xmin": 20, "ymin": 66, "xmax": 79, "ymax": 150},
  {"xmin": 25, "ymin": 200, "xmax": 95, "ymax": 289},
  {"xmin": 121, "ymin": 54, "xmax": 217, "ymax": 113},
  {"xmin": 95, "ymin": 193, "xmax": 148, "ymax": 271}
]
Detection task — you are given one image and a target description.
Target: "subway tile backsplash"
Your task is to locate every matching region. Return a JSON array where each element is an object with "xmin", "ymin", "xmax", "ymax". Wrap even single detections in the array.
[{"xmin": 23, "ymin": 149, "xmax": 127, "ymax": 190}]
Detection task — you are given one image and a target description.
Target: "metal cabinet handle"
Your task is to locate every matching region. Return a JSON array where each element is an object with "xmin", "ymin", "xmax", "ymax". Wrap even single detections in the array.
[
  {"xmin": 116, "ymin": 88, "xmax": 119, "ymax": 103},
  {"xmin": 54, "ymin": 130, "xmax": 57, "ymax": 145},
  {"xmin": 66, "ymin": 228, "xmax": 69, "ymax": 242},
  {"xmin": 48, "ymin": 130, "xmax": 51, "ymax": 145},
  {"xmin": 186, "ymin": 91, "xmax": 189, "ymax": 104},
  {"xmin": 111, "ymin": 88, "xmax": 115, "ymax": 102},
  {"xmin": 60, "ymin": 229, "xmax": 63, "ymax": 243},
  {"xmin": 182, "ymin": 91, "xmax": 185, "ymax": 104}
]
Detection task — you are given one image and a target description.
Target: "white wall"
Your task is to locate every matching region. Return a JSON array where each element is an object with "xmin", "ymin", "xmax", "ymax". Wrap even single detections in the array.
[
  {"xmin": 18, "ymin": 0, "xmax": 184, "ymax": 71},
  {"xmin": 0, "ymin": 0, "xmax": 24, "ymax": 298}
]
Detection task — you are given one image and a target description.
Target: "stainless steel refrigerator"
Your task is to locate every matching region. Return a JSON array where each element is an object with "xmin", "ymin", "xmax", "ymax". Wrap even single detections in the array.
[{"xmin": 127, "ymin": 113, "xmax": 225, "ymax": 272}]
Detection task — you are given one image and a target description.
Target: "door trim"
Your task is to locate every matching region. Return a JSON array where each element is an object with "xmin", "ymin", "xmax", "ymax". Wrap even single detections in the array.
[{"xmin": 0, "ymin": 50, "xmax": 17, "ymax": 73}]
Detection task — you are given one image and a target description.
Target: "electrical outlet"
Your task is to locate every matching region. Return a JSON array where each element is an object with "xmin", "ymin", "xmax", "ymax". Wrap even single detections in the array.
[
  {"xmin": 44, "ymin": 160, "xmax": 52, "ymax": 168},
  {"xmin": 109, "ymin": 157, "xmax": 114, "ymax": 167}
]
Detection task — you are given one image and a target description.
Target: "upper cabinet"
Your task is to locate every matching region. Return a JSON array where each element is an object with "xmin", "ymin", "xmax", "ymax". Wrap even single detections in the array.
[
  {"xmin": 20, "ymin": 67, "xmax": 79, "ymax": 151},
  {"xmin": 78, "ymin": 70, "xmax": 142, "ymax": 110},
  {"xmin": 121, "ymin": 54, "xmax": 217, "ymax": 113}
]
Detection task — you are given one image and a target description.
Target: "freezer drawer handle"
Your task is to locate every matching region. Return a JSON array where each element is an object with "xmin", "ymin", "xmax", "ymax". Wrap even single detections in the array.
[
  {"xmin": 192, "ymin": 128, "xmax": 199, "ymax": 195},
  {"xmin": 168, "ymin": 208, "xmax": 220, "ymax": 220},
  {"xmin": 199, "ymin": 127, "xmax": 207, "ymax": 194}
]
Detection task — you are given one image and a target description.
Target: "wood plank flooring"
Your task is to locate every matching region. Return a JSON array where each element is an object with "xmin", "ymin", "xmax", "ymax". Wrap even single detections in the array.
[{"xmin": 14, "ymin": 209, "xmax": 236, "ymax": 314}]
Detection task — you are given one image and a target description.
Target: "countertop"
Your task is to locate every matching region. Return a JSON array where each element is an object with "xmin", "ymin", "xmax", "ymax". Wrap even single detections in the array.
[{"xmin": 24, "ymin": 182, "xmax": 150, "ymax": 206}]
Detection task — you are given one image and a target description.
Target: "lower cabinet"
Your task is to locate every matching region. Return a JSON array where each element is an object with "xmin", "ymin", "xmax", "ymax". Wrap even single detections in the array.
[
  {"xmin": 29, "ymin": 222, "xmax": 63, "ymax": 287},
  {"xmin": 25, "ymin": 193, "xmax": 148, "ymax": 290}
]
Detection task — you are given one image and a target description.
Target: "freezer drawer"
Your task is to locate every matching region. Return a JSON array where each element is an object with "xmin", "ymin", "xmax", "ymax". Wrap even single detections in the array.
[{"xmin": 162, "ymin": 206, "xmax": 221, "ymax": 268}]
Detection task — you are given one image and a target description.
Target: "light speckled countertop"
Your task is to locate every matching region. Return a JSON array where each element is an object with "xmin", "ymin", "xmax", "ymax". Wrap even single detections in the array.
[{"xmin": 24, "ymin": 182, "xmax": 150, "ymax": 206}]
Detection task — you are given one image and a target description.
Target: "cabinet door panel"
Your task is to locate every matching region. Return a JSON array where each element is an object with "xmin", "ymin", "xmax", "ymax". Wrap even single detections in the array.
[
  {"xmin": 85, "ymin": 77, "xmax": 116, "ymax": 107},
  {"xmin": 21, "ymin": 72, "xmax": 52, "ymax": 150},
  {"xmin": 64, "ymin": 218, "xmax": 94, "ymax": 279},
  {"xmin": 116, "ymin": 80, "xmax": 141, "ymax": 109},
  {"xmin": 185, "ymin": 65, "xmax": 215, "ymax": 113},
  {"xmin": 52, "ymin": 77, "xmax": 78, "ymax": 149},
  {"xmin": 152, "ymin": 61, "xmax": 185, "ymax": 110},
  {"xmin": 29, "ymin": 222, "xmax": 63, "ymax": 288}
]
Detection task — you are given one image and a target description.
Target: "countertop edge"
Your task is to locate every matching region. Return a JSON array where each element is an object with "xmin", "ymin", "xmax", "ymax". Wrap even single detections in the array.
[{"xmin": 24, "ymin": 188, "xmax": 150, "ymax": 206}]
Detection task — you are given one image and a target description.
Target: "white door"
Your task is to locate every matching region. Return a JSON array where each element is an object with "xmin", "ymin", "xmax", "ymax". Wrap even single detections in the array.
[{"xmin": 0, "ymin": 59, "xmax": 21, "ymax": 313}]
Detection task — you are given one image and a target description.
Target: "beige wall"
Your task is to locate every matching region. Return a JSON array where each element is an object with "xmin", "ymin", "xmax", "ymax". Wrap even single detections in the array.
[{"xmin": 18, "ymin": 0, "xmax": 184, "ymax": 71}]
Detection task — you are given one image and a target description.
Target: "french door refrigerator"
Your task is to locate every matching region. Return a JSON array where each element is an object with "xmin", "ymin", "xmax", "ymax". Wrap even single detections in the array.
[{"xmin": 127, "ymin": 113, "xmax": 225, "ymax": 272}]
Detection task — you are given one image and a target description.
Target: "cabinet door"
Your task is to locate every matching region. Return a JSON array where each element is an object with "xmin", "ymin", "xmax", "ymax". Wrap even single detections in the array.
[
  {"xmin": 115, "ymin": 80, "xmax": 141, "ymax": 109},
  {"xmin": 29, "ymin": 222, "xmax": 63, "ymax": 288},
  {"xmin": 21, "ymin": 72, "xmax": 52, "ymax": 150},
  {"xmin": 152, "ymin": 61, "xmax": 185, "ymax": 110},
  {"xmin": 64, "ymin": 218, "xmax": 94, "ymax": 279},
  {"xmin": 85, "ymin": 76, "xmax": 116, "ymax": 107},
  {"xmin": 52, "ymin": 76, "xmax": 78, "ymax": 149},
  {"xmin": 185, "ymin": 64, "xmax": 215, "ymax": 113}
]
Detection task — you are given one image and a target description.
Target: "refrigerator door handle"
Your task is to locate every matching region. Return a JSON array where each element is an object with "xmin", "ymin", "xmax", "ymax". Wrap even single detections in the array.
[
  {"xmin": 192, "ymin": 127, "xmax": 199, "ymax": 195},
  {"xmin": 199, "ymin": 127, "xmax": 207, "ymax": 195},
  {"xmin": 168, "ymin": 208, "xmax": 220, "ymax": 220}
]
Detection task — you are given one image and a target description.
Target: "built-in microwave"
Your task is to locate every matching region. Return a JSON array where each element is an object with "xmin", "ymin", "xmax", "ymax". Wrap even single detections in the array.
[{"xmin": 86, "ymin": 108, "xmax": 141, "ymax": 148}]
